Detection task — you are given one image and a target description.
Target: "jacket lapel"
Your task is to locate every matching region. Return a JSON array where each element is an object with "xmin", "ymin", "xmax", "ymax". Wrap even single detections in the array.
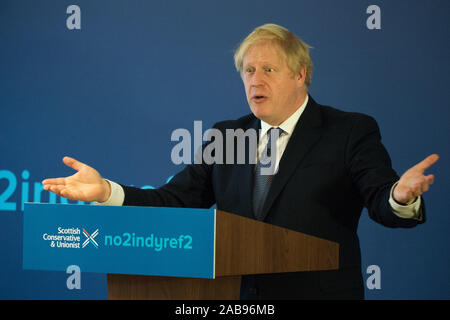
[{"xmin": 259, "ymin": 96, "xmax": 323, "ymax": 221}]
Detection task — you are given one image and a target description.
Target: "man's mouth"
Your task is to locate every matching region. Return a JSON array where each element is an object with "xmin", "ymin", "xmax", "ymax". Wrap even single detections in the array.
[{"xmin": 252, "ymin": 95, "xmax": 267, "ymax": 103}]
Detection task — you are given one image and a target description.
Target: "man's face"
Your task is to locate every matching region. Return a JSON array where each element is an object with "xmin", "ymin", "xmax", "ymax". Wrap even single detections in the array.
[{"xmin": 242, "ymin": 42, "xmax": 306, "ymax": 126}]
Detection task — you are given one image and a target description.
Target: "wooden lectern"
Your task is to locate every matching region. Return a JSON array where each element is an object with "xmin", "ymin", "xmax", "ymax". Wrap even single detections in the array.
[{"xmin": 107, "ymin": 210, "xmax": 339, "ymax": 299}]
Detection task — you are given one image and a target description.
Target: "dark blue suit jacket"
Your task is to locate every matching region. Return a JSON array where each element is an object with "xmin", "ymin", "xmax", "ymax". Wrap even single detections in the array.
[{"xmin": 122, "ymin": 96, "xmax": 425, "ymax": 299}]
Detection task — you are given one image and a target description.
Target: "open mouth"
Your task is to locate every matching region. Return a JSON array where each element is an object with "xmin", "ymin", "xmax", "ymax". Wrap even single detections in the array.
[{"xmin": 252, "ymin": 95, "xmax": 267, "ymax": 103}]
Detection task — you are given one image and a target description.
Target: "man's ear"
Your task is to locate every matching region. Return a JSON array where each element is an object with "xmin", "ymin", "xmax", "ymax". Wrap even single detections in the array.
[{"xmin": 296, "ymin": 67, "xmax": 306, "ymax": 86}]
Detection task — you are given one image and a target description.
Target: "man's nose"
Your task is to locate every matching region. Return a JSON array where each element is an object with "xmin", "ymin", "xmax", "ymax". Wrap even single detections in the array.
[{"xmin": 250, "ymin": 69, "xmax": 265, "ymax": 87}]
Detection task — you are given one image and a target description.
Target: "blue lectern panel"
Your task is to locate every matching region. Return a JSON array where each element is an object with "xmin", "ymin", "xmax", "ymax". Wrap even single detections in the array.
[{"xmin": 23, "ymin": 203, "xmax": 215, "ymax": 279}]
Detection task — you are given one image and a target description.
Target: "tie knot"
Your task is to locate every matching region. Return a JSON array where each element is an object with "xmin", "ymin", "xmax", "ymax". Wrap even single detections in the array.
[
  {"xmin": 267, "ymin": 127, "xmax": 283, "ymax": 145},
  {"xmin": 269, "ymin": 127, "xmax": 282, "ymax": 136}
]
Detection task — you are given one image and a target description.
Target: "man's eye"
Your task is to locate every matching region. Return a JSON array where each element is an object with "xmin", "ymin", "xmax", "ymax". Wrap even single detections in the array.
[
  {"xmin": 266, "ymin": 68, "xmax": 274, "ymax": 72},
  {"xmin": 246, "ymin": 68, "xmax": 253, "ymax": 73}
]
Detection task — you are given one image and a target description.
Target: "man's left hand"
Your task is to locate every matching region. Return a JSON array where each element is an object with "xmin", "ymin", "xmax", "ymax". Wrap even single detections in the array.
[{"xmin": 393, "ymin": 154, "xmax": 439, "ymax": 205}]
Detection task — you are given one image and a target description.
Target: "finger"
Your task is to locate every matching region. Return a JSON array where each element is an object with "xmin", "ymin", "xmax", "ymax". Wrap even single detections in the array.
[
  {"xmin": 416, "ymin": 175, "xmax": 434, "ymax": 193},
  {"xmin": 425, "ymin": 174, "xmax": 434, "ymax": 185},
  {"xmin": 63, "ymin": 156, "xmax": 86, "ymax": 172},
  {"xmin": 45, "ymin": 185, "xmax": 78, "ymax": 201},
  {"xmin": 410, "ymin": 186, "xmax": 422, "ymax": 199},
  {"xmin": 410, "ymin": 181, "xmax": 425, "ymax": 196},
  {"xmin": 415, "ymin": 180, "xmax": 427, "ymax": 193},
  {"xmin": 42, "ymin": 177, "xmax": 66, "ymax": 186},
  {"xmin": 413, "ymin": 154, "xmax": 439, "ymax": 173},
  {"xmin": 59, "ymin": 189, "xmax": 80, "ymax": 201},
  {"xmin": 44, "ymin": 185, "xmax": 66, "ymax": 196}
]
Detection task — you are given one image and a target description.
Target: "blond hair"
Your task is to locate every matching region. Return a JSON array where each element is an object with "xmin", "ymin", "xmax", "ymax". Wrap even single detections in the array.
[{"xmin": 234, "ymin": 24, "xmax": 313, "ymax": 86}]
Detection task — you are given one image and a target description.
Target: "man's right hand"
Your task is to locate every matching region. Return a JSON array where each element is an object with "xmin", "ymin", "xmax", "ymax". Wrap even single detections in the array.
[{"xmin": 42, "ymin": 156, "xmax": 111, "ymax": 203}]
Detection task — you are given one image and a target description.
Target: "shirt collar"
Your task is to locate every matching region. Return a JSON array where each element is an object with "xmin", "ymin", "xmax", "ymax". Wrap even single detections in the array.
[{"xmin": 260, "ymin": 94, "xmax": 309, "ymax": 138}]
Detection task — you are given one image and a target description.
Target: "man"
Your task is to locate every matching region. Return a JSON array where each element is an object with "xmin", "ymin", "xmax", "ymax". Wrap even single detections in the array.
[{"xmin": 43, "ymin": 24, "xmax": 438, "ymax": 299}]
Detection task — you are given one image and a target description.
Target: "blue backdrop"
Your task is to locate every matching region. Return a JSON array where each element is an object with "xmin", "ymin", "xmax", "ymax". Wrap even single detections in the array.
[{"xmin": 1, "ymin": 0, "xmax": 449, "ymax": 299}]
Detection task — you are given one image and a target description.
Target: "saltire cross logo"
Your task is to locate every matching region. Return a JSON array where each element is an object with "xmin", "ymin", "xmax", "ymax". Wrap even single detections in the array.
[{"xmin": 82, "ymin": 228, "xmax": 99, "ymax": 248}]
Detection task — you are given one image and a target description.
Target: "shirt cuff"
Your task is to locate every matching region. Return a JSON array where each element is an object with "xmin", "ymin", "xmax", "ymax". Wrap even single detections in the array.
[
  {"xmin": 94, "ymin": 179, "xmax": 125, "ymax": 206},
  {"xmin": 389, "ymin": 181, "xmax": 422, "ymax": 220}
]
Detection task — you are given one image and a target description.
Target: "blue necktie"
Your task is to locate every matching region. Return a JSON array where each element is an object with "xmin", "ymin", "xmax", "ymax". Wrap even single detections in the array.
[{"xmin": 253, "ymin": 127, "xmax": 283, "ymax": 220}]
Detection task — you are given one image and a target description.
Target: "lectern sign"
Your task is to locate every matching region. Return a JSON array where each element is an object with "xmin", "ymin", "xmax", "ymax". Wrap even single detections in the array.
[{"xmin": 23, "ymin": 203, "xmax": 216, "ymax": 278}]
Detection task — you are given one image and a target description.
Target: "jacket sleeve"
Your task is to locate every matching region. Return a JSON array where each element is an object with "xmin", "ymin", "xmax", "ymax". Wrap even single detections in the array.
[
  {"xmin": 345, "ymin": 114, "xmax": 426, "ymax": 228},
  {"xmin": 121, "ymin": 161, "xmax": 215, "ymax": 208}
]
